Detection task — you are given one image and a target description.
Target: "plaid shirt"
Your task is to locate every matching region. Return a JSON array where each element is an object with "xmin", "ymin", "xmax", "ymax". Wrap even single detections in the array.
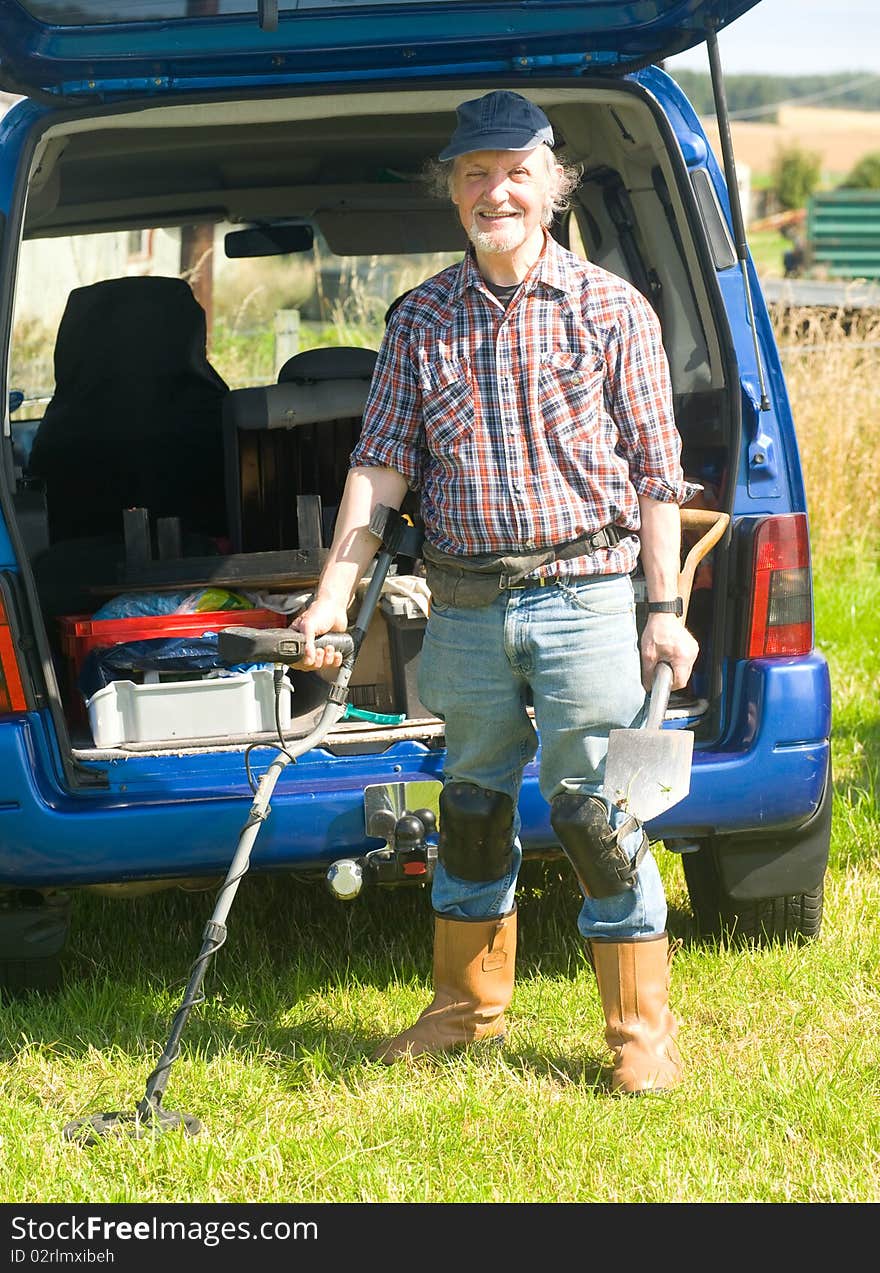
[{"xmin": 353, "ymin": 233, "xmax": 698, "ymax": 579}]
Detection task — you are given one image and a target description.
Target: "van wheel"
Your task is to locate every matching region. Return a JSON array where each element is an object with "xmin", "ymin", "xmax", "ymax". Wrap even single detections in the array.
[
  {"xmin": 681, "ymin": 846, "xmax": 823, "ymax": 946},
  {"xmin": 0, "ymin": 890, "xmax": 72, "ymax": 996}
]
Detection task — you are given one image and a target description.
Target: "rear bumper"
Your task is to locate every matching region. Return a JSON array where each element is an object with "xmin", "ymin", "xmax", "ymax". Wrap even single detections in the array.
[{"xmin": 0, "ymin": 653, "xmax": 831, "ymax": 890}]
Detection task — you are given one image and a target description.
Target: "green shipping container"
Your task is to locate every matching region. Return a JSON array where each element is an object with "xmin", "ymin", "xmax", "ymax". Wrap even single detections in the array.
[{"xmin": 807, "ymin": 189, "xmax": 880, "ymax": 280}]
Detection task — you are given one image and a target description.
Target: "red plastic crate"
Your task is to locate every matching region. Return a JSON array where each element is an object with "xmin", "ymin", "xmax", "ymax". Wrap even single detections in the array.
[{"xmin": 58, "ymin": 607, "xmax": 285, "ymax": 708}]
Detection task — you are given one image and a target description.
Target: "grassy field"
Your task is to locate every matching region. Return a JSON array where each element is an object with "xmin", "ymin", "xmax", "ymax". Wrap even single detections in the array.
[
  {"xmin": 701, "ymin": 104, "xmax": 880, "ymax": 186},
  {"xmin": 1, "ymin": 314, "xmax": 878, "ymax": 1209},
  {"xmin": 746, "ymin": 228, "xmax": 792, "ymax": 277}
]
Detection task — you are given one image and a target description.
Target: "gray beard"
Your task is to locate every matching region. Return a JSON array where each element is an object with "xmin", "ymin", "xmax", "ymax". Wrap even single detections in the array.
[{"xmin": 466, "ymin": 214, "xmax": 526, "ymax": 255}]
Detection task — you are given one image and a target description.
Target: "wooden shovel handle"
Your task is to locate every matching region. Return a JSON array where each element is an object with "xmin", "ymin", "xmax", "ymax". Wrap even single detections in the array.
[
  {"xmin": 679, "ymin": 509, "xmax": 731, "ymax": 620},
  {"xmin": 645, "ymin": 661, "xmax": 673, "ymax": 729}
]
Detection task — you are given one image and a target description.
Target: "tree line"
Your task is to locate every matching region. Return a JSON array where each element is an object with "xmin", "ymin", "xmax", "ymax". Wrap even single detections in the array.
[{"xmin": 667, "ymin": 71, "xmax": 880, "ymax": 117}]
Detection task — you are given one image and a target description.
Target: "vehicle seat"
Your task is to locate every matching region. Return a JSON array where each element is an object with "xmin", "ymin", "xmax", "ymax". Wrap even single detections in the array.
[
  {"xmin": 26, "ymin": 276, "xmax": 229, "ymax": 546},
  {"xmin": 223, "ymin": 345, "xmax": 378, "ymax": 552}
]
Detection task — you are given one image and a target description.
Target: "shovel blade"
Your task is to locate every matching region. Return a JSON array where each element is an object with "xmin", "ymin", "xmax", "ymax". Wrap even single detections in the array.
[{"xmin": 602, "ymin": 727, "xmax": 694, "ymax": 822}]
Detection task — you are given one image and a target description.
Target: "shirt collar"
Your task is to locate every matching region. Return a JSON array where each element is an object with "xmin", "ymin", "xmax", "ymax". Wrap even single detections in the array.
[
  {"xmin": 451, "ymin": 247, "xmax": 484, "ymax": 304},
  {"xmin": 533, "ymin": 232, "xmax": 580, "ymax": 298}
]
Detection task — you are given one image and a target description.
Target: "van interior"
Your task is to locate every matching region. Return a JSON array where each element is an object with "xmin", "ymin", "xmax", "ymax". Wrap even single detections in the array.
[{"xmin": 5, "ymin": 84, "xmax": 736, "ymax": 767}]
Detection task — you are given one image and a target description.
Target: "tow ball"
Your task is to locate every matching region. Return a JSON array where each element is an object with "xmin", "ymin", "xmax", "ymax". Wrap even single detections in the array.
[{"xmin": 326, "ymin": 807, "xmax": 438, "ymax": 900}]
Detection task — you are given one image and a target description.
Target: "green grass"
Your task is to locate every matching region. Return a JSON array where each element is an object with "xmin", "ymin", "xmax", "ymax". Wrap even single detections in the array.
[
  {"xmin": 209, "ymin": 318, "xmax": 382, "ymax": 390},
  {"xmin": 748, "ymin": 228, "xmax": 792, "ymax": 277},
  {"xmin": 816, "ymin": 550, "xmax": 880, "ymax": 872},
  {"xmin": 1, "ymin": 546, "xmax": 877, "ymax": 1204}
]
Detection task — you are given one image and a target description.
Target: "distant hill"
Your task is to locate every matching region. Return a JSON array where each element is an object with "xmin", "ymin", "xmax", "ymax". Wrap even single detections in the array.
[{"xmin": 667, "ymin": 71, "xmax": 880, "ymax": 118}]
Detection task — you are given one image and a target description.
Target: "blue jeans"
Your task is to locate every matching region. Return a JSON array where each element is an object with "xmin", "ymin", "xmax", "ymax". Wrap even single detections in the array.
[{"xmin": 417, "ymin": 573, "xmax": 668, "ymax": 940}]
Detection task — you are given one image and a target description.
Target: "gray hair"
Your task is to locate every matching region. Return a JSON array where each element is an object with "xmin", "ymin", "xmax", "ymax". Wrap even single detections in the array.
[{"xmin": 424, "ymin": 147, "xmax": 582, "ymax": 227}]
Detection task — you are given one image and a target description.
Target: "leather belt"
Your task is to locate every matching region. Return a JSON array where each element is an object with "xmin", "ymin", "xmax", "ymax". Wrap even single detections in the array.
[{"xmin": 501, "ymin": 574, "xmax": 559, "ymax": 590}]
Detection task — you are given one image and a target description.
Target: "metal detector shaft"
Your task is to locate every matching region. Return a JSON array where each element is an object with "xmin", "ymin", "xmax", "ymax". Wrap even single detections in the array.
[
  {"xmin": 138, "ymin": 505, "xmax": 417, "ymax": 1115},
  {"xmin": 140, "ymin": 702, "xmax": 347, "ymax": 1111}
]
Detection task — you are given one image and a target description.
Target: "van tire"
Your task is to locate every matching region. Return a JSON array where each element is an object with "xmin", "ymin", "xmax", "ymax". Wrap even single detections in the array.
[
  {"xmin": 681, "ymin": 846, "xmax": 824, "ymax": 946},
  {"xmin": 0, "ymin": 890, "xmax": 71, "ymax": 996},
  {"xmin": 0, "ymin": 955, "xmax": 64, "ymax": 994}
]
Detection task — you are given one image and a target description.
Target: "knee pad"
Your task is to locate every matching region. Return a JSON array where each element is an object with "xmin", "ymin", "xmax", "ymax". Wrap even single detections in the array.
[
  {"xmin": 438, "ymin": 782, "xmax": 515, "ymax": 882},
  {"xmin": 550, "ymin": 791, "xmax": 648, "ymax": 899}
]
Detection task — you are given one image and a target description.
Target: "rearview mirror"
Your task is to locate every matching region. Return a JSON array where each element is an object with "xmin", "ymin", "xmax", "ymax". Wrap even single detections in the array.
[{"xmin": 224, "ymin": 224, "xmax": 314, "ymax": 258}]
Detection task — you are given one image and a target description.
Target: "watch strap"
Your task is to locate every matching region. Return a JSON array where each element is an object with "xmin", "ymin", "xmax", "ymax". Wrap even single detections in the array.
[{"xmin": 646, "ymin": 597, "xmax": 684, "ymax": 616}]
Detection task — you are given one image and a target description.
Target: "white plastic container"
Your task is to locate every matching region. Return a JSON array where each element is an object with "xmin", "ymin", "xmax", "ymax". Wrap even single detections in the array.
[{"xmin": 86, "ymin": 670, "xmax": 291, "ymax": 747}]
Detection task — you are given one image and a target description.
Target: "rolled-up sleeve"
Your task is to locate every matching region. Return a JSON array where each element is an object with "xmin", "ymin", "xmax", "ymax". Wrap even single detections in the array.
[
  {"xmin": 351, "ymin": 315, "xmax": 425, "ymax": 490},
  {"xmin": 607, "ymin": 293, "xmax": 700, "ymax": 506}
]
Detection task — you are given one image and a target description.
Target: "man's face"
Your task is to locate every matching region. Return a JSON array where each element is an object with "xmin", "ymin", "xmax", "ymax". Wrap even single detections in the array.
[{"xmin": 451, "ymin": 146, "xmax": 558, "ymax": 256}]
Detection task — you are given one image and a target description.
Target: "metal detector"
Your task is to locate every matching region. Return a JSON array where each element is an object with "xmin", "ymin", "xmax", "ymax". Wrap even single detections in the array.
[{"xmin": 63, "ymin": 505, "xmax": 422, "ymax": 1145}]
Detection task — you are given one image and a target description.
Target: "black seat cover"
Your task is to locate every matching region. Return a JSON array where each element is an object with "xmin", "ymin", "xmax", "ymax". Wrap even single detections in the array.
[
  {"xmin": 277, "ymin": 345, "xmax": 378, "ymax": 384},
  {"xmin": 27, "ymin": 276, "xmax": 229, "ymax": 544}
]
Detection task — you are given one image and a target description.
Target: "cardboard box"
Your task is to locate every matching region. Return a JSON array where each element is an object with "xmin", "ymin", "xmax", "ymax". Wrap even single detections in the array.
[
  {"xmin": 380, "ymin": 595, "xmax": 429, "ymax": 718},
  {"xmin": 345, "ymin": 609, "xmax": 396, "ymax": 713}
]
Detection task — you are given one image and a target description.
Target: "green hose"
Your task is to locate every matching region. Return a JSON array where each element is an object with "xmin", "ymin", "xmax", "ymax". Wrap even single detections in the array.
[{"xmin": 343, "ymin": 704, "xmax": 406, "ymax": 725}]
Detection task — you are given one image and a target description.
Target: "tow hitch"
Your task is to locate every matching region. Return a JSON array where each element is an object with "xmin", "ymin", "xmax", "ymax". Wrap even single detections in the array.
[
  {"xmin": 326, "ymin": 805, "xmax": 439, "ymax": 900},
  {"xmin": 327, "ymin": 779, "xmax": 442, "ymax": 899}
]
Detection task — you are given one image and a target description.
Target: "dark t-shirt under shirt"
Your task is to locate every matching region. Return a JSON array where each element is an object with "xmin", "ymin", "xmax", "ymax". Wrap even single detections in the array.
[{"xmin": 485, "ymin": 279, "xmax": 520, "ymax": 309}]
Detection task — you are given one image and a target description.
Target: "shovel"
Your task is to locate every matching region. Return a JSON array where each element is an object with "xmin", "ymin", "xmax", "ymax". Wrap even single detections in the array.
[
  {"xmin": 599, "ymin": 507, "xmax": 730, "ymax": 822},
  {"xmin": 600, "ymin": 661, "xmax": 693, "ymax": 822}
]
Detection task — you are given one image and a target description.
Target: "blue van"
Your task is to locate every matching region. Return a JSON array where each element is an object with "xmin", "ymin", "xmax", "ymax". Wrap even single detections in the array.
[{"xmin": 0, "ymin": 0, "xmax": 831, "ymax": 990}]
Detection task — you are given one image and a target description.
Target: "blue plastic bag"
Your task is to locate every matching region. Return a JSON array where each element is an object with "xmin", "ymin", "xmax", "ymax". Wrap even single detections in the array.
[
  {"xmin": 78, "ymin": 634, "xmax": 266, "ymax": 699},
  {"xmin": 92, "ymin": 588, "xmax": 254, "ymax": 621},
  {"xmin": 91, "ymin": 593, "xmax": 193, "ymax": 621}
]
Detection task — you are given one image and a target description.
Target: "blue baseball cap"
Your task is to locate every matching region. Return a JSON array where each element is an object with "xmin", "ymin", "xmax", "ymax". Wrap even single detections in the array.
[{"xmin": 438, "ymin": 91, "xmax": 554, "ymax": 161}]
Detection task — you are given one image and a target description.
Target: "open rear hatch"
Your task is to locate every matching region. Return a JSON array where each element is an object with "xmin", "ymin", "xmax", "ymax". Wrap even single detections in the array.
[{"xmin": 0, "ymin": 0, "xmax": 761, "ymax": 99}]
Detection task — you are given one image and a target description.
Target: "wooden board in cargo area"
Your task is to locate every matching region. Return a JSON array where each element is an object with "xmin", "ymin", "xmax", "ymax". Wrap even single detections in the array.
[{"xmin": 88, "ymin": 548, "xmax": 327, "ymax": 595}]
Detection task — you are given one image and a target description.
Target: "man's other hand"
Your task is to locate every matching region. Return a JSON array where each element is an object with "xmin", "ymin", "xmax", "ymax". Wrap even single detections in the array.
[{"xmin": 640, "ymin": 613, "xmax": 699, "ymax": 692}]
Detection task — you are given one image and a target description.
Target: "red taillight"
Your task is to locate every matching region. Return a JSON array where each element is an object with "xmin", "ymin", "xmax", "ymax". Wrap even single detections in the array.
[
  {"xmin": 0, "ymin": 601, "xmax": 28, "ymax": 713},
  {"xmin": 747, "ymin": 514, "xmax": 813, "ymax": 658}
]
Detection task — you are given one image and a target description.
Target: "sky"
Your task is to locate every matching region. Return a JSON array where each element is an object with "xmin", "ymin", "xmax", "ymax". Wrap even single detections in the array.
[{"xmin": 664, "ymin": 0, "xmax": 880, "ymax": 76}]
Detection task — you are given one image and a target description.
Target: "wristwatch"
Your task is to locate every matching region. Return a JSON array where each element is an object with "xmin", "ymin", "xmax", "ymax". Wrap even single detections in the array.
[{"xmin": 646, "ymin": 597, "xmax": 684, "ymax": 616}]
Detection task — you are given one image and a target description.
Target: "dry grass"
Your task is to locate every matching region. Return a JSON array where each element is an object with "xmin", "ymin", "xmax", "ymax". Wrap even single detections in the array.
[{"xmin": 771, "ymin": 305, "xmax": 880, "ymax": 559}]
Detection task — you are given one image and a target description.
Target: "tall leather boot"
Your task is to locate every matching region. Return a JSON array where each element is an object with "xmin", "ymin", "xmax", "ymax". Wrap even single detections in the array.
[
  {"xmin": 373, "ymin": 909, "xmax": 516, "ymax": 1063},
  {"xmin": 588, "ymin": 933, "xmax": 682, "ymax": 1094}
]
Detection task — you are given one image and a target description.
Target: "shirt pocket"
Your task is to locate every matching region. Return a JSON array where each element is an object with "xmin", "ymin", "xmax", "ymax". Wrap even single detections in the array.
[
  {"xmin": 538, "ymin": 350, "xmax": 605, "ymax": 441},
  {"xmin": 419, "ymin": 358, "xmax": 475, "ymax": 451}
]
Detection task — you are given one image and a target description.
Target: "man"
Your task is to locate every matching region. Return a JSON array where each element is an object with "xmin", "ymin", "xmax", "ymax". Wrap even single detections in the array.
[{"xmin": 292, "ymin": 90, "xmax": 699, "ymax": 1093}]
